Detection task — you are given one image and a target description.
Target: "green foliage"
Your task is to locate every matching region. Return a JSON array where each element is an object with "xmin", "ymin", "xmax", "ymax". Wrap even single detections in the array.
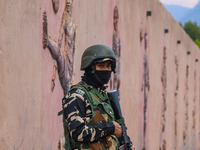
[
  {"xmin": 195, "ymin": 39, "xmax": 200, "ymax": 48},
  {"xmin": 183, "ymin": 21, "xmax": 200, "ymax": 41},
  {"xmin": 182, "ymin": 21, "xmax": 200, "ymax": 49}
]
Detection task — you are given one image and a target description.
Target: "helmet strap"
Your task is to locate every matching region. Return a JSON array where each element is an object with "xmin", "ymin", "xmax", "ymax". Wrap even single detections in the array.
[{"xmin": 91, "ymin": 63, "xmax": 96, "ymax": 74}]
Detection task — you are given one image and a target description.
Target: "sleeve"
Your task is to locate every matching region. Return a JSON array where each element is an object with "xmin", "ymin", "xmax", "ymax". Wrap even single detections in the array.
[{"xmin": 62, "ymin": 88, "xmax": 115, "ymax": 143}]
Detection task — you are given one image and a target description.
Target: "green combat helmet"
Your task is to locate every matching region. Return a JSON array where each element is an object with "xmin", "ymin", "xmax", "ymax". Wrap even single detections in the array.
[{"xmin": 80, "ymin": 44, "xmax": 116, "ymax": 72}]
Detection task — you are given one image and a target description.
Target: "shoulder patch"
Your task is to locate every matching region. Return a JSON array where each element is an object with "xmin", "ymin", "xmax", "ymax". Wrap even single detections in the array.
[{"xmin": 75, "ymin": 89, "xmax": 85, "ymax": 96}]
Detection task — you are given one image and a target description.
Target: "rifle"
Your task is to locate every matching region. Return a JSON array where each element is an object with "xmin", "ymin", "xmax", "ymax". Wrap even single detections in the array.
[{"xmin": 107, "ymin": 90, "xmax": 135, "ymax": 150}]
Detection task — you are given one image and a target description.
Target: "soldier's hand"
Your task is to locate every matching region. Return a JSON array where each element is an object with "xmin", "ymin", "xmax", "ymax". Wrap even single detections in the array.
[{"xmin": 112, "ymin": 121, "xmax": 122, "ymax": 138}]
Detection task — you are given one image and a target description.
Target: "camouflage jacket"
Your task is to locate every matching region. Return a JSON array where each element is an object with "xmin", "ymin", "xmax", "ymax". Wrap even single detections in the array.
[{"xmin": 62, "ymin": 82, "xmax": 119, "ymax": 149}]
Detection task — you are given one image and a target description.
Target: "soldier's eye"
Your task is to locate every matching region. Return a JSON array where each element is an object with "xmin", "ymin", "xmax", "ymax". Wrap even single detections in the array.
[
  {"xmin": 97, "ymin": 64, "xmax": 104, "ymax": 68},
  {"xmin": 107, "ymin": 63, "xmax": 112, "ymax": 68}
]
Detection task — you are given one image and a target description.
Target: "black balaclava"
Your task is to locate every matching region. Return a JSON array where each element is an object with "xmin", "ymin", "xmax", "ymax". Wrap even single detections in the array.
[{"xmin": 82, "ymin": 65, "xmax": 112, "ymax": 89}]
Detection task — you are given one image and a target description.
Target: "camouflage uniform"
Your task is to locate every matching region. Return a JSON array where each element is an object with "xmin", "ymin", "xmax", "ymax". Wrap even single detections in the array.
[
  {"xmin": 62, "ymin": 82, "xmax": 119, "ymax": 150},
  {"xmin": 60, "ymin": 44, "xmax": 134, "ymax": 149}
]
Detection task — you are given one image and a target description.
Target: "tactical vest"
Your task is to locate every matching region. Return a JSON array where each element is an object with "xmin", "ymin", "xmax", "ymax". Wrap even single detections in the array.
[{"xmin": 58, "ymin": 82, "xmax": 119, "ymax": 150}]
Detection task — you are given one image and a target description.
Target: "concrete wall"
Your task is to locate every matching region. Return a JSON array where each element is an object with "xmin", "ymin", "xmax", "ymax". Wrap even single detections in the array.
[{"xmin": 0, "ymin": 0, "xmax": 200, "ymax": 149}]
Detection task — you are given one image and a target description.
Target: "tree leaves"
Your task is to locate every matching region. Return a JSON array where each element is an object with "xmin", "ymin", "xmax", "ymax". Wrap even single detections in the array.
[{"xmin": 182, "ymin": 21, "xmax": 200, "ymax": 48}]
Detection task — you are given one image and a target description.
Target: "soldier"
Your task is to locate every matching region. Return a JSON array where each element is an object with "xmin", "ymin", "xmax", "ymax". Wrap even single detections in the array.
[{"xmin": 62, "ymin": 45, "xmax": 135, "ymax": 150}]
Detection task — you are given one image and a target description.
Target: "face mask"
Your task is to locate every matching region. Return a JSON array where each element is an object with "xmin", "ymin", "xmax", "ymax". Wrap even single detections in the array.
[{"xmin": 95, "ymin": 70, "xmax": 112, "ymax": 85}]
